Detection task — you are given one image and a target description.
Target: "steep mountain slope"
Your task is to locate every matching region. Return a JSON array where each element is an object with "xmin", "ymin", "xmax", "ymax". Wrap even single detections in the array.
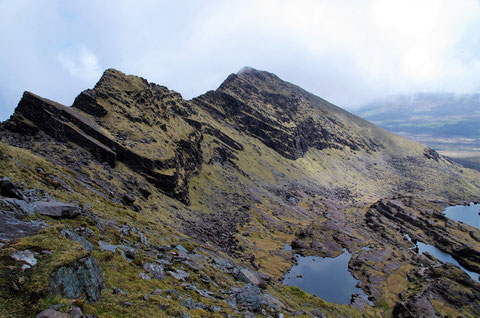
[{"xmin": 0, "ymin": 68, "xmax": 479, "ymax": 318}]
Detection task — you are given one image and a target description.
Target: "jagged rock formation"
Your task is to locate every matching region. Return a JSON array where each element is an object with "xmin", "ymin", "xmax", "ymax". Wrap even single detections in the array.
[
  {"xmin": 5, "ymin": 68, "xmax": 479, "ymax": 205},
  {"xmin": 1, "ymin": 67, "xmax": 480, "ymax": 318},
  {"xmin": 193, "ymin": 67, "xmax": 382, "ymax": 159}
]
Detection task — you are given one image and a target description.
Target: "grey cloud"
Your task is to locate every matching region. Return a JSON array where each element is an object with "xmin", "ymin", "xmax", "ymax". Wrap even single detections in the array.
[{"xmin": 1, "ymin": 0, "xmax": 480, "ymax": 121}]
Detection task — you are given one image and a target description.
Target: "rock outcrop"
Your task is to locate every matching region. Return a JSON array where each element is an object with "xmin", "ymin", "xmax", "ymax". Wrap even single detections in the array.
[
  {"xmin": 1, "ymin": 67, "xmax": 480, "ymax": 318},
  {"xmin": 193, "ymin": 68, "xmax": 382, "ymax": 159},
  {"xmin": 49, "ymin": 255, "xmax": 104, "ymax": 302},
  {"xmin": 5, "ymin": 89, "xmax": 200, "ymax": 204}
]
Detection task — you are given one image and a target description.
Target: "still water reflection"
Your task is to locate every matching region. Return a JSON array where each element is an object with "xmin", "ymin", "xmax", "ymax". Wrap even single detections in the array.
[
  {"xmin": 417, "ymin": 242, "xmax": 479, "ymax": 281},
  {"xmin": 283, "ymin": 251, "xmax": 369, "ymax": 304},
  {"xmin": 443, "ymin": 203, "xmax": 479, "ymax": 229}
]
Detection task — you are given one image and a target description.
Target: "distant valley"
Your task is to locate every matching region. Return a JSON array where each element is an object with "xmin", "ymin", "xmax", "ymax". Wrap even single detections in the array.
[{"xmin": 354, "ymin": 92, "xmax": 480, "ymax": 171}]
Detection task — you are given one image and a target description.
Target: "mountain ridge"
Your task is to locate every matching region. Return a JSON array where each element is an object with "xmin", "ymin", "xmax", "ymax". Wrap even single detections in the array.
[{"xmin": 0, "ymin": 67, "xmax": 480, "ymax": 317}]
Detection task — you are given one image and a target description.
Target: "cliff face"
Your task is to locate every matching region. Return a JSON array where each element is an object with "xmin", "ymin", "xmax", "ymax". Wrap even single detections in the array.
[
  {"xmin": 1, "ymin": 68, "xmax": 480, "ymax": 318},
  {"xmin": 193, "ymin": 68, "xmax": 382, "ymax": 159},
  {"xmin": 7, "ymin": 67, "xmax": 478, "ymax": 204}
]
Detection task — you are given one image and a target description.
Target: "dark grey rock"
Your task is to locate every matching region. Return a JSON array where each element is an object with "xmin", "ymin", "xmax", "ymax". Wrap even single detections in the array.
[
  {"xmin": 117, "ymin": 244, "xmax": 136, "ymax": 260},
  {"xmin": 0, "ymin": 214, "xmax": 46, "ymax": 241},
  {"xmin": 140, "ymin": 233, "xmax": 149, "ymax": 247},
  {"xmin": 139, "ymin": 273, "xmax": 152, "ymax": 280},
  {"xmin": 243, "ymin": 311, "xmax": 255, "ymax": 318},
  {"xmin": 49, "ymin": 255, "xmax": 104, "ymax": 302},
  {"xmin": 262, "ymin": 293, "xmax": 285, "ymax": 311},
  {"xmin": 311, "ymin": 309, "xmax": 327, "ymax": 318},
  {"xmin": 0, "ymin": 177, "xmax": 24, "ymax": 200},
  {"xmin": 154, "ymin": 244, "xmax": 172, "ymax": 252},
  {"xmin": 232, "ymin": 284, "xmax": 262, "ymax": 312},
  {"xmin": 152, "ymin": 288, "xmax": 163, "ymax": 295},
  {"xmin": 143, "ymin": 262, "xmax": 165, "ymax": 280},
  {"xmin": 139, "ymin": 186, "xmax": 151, "ymax": 198},
  {"xmin": 350, "ymin": 293, "xmax": 368, "ymax": 310},
  {"xmin": 155, "ymin": 258, "xmax": 172, "ymax": 267},
  {"xmin": 291, "ymin": 239, "xmax": 307, "ymax": 249},
  {"xmin": 112, "ymin": 287, "xmax": 128, "ymax": 296},
  {"xmin": 167, "ymin": 269, "xmax": 189, "ymax": 281},
  {"xmin": 176, "ymin": 244, "xmax": 189, "ymax": 254},
  {"xmin": 393, "ymin": 294, "xmax": 441, "ymax": 318},
  {"xmin": 119, "ymin": 300, "xmax": 132, "ymax": 307},
  {"xmin": 121, "ymin": 193, "xmax": 135, "ymax": 205},
  {"xmin": 61, "ymin": 229, "xmax": 93, "ymax": 252},
  {"xmin": 144, "ymin": 288, "xmax": 163, "ymax": 300},
  {"xmin": 32, "ymin": 201, "xmax": 81, "ymax": 218},
  {"xmin": 199, "ymin": 274, "xmax": 211, "ymax": 284},
  {"xmin": 238, "ymin": 268, "xmax": 264, "ymax": 287},
  {"xmin": 98, "ymin": 240, "xmax": 117, "ymax": 253},
  {"xmin": 124, "ymin": 248, "xmax": 136, "ymax": 259},
  {"xmin": 80, "ymin": 227, "xmax": 95, "ymax": 237},
  {"xmin": 181, "ymin": 297, "xmax": 196, "ymax": 310},
  {"xmin": 0, "ymin": 198, "xmax": 34, "ymax": 218},
  {"xmin": 69, "ymin": 307, "xmax": 83, "ymax": 318}
]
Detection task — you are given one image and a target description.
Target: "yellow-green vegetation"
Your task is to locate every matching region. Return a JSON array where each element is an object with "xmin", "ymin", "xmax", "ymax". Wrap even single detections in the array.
[
  {"xmin": 269, "ymin": 285, "xmax": 363, "ymax": 318},
  {"xmin": 1, "ymin": 67, "xmax": 480, "ymax": 318}
]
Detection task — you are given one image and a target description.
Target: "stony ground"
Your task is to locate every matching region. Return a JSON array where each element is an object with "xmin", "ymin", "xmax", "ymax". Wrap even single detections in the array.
[{"xmin": 0, "ymin": 68, "xmax": 480, "ymax": 317}]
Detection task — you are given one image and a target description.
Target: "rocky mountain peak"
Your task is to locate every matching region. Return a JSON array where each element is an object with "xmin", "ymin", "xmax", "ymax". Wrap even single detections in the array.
[
  {"xmin": 195, "ymin": 67, "xmax": 382, "ymax": 159},
  {"xmin": 94, "ymin": 68, "xmax": 146, "ymax": 90},
  {"xmin": 1, "ymin": 67, "xmax": 480, "ymax": 318}
]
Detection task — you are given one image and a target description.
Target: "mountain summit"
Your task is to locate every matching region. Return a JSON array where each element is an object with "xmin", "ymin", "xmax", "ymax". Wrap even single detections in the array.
[{"xmin": 1, "ymin": 68, "xmax": 479, "ymax": 317}]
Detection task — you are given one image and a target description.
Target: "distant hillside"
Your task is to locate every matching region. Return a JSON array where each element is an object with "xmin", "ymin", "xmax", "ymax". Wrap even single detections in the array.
[{"xmin": 354, "ymin": 93, "xmax": 480, "ymax": 151}]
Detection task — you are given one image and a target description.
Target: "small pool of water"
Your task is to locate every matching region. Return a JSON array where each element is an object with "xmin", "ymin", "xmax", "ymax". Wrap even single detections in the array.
[
  {"xmin": 283, "ymin": 251, "xmax": 369, "ymax": 304},
  {"xmin": 417, "ymin": 242, "xmax": 479, "ymax": 281},
  {"xmin": 283, "ymin": 243, "xmax": 292, "ymax": 251},
  {"xmin": 443, "ymin": 203, "xmax": 480, "ymax": 229}
]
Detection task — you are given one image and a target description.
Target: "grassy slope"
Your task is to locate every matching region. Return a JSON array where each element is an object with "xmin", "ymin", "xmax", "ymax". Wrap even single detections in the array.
[{"xmin": 1, "ymin": 68, "xmax": 480, "ymax": 317}]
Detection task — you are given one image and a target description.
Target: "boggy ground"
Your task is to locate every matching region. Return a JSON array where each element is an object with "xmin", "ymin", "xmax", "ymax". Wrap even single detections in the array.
[{"xmin": 0, "ymin": 67, "xmax": 480, "ymax": 317}]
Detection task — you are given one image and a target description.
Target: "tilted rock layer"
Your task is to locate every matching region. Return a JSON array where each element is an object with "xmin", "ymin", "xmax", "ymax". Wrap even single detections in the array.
[{"xmin": 0, "ymin": 67, "xmax": 480, "ymax": 317}]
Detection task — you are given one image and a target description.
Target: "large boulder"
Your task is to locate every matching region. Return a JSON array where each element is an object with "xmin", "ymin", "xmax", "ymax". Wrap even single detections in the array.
[
  {"xmin": 231, "ymin": 284, "xmax": 262, "ymax": 312},
  {"xmin": 0, "ymin": 196, "xmax": 46, "ymax": 241},
  {"xmin": 237, "ymin": 268, "xmax": 265, "ymax": 287},
  {"xmin": 32, "ymin": 201, "xmax": 81, "ymax": 218},
  {"xmin": 0, "ymin": 214, "xmax": 46, "ymax": 241},
  {"xmin": 49, "ymin": 256, "xmax": 104, "ymax": 302},
  {"xmin": 0, "ymin": 177, "xmax": 25, "ymax": 200}
]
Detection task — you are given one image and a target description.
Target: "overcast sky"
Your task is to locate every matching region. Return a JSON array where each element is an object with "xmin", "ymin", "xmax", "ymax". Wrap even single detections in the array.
[{"xmin": 1, "ymin": 0, "xmax": 480, "ymax": 121}]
